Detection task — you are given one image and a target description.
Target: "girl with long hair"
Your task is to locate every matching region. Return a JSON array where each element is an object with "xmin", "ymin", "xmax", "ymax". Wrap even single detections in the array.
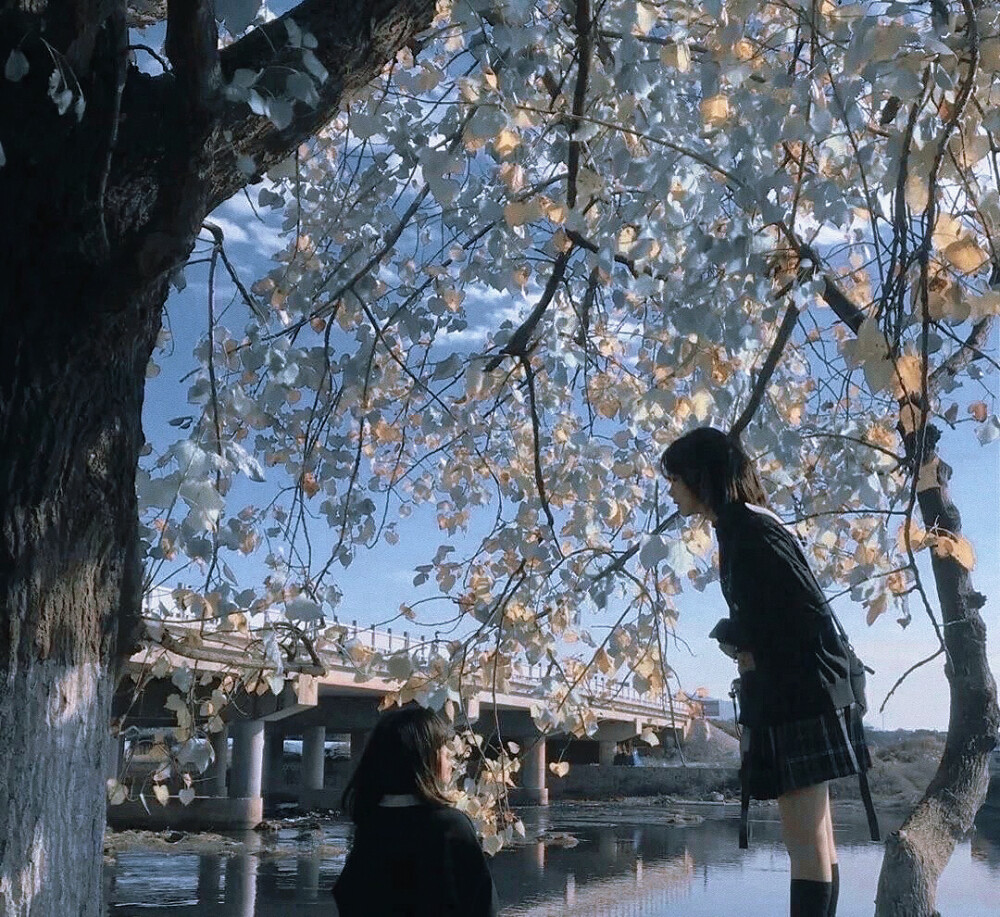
[
  {"xmin": 332, "ymin": 704, "xmax": 498, "ymax": 917},
  {"xmin": 660, "ymin": 427, "xmax": 876, "ymax": 917}
]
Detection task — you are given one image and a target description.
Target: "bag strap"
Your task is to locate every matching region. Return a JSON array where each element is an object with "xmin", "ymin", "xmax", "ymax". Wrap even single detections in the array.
[
  {"xmin": 739, "ymin": 761, "xmax": 751, "ymax": 849},
  {"xmin": 859, "ymin": 769, "xmax": 881, "ymax": 842}
]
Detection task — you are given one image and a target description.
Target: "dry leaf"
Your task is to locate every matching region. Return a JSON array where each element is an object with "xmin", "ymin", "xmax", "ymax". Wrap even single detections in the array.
[
  {"xmin": 700, "ymin": 95, "xmax": 730, "ymax": 127},
  {"xmin": 943, "ymin": 238, "xmax": 989, "ymax": 273}
]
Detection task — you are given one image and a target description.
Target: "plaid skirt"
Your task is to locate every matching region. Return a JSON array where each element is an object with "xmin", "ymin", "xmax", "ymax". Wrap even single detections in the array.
[{"xmin": 741, "ymin": 704, "xmax": 871, "ymax": 801}]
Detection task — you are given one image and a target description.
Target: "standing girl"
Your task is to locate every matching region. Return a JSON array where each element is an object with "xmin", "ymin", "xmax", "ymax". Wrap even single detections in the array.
[
  {"xmin": 660, "ymin": 427, "xmax": 877, "ymax": 917},
  {"xmin": 333, "ymin": 704, "xmax": 498, "ymax": 917}
]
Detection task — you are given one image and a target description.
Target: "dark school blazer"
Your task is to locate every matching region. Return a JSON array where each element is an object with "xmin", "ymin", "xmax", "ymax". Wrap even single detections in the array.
[
  {"xmin": 333, "ymin": 803, "xmax": 498, "ymax": 917},
  {"xmin": 710, "ymin": 502, "xmax": 856, "ymax": 728}
]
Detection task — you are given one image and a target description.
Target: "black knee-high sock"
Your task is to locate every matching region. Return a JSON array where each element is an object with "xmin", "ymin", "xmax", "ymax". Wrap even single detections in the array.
[
  {"xmin": 828, "ymin": 863, "xmax": 840, "ymax": 917},
  {"xmin": 790, "ymin": 879, "xmax": 833, "ymax": 917}
]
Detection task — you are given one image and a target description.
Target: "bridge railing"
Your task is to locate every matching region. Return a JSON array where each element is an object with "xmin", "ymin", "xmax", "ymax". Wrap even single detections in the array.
[{"xmin": 322, "ymin": 619, "xmax": 687, "ymax": 723}]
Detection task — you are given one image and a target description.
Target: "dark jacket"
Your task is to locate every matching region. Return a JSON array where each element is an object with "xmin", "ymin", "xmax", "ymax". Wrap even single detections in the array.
[
  {"xmin": 711, "ymin": 502, "xmax": 856, "ymax": 727},
  {"xmin": 333, "ymin": 804, "xmax": 498, "ymax": 917}
]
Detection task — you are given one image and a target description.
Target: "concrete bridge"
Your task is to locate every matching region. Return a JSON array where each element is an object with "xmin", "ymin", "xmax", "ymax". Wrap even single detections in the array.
[{"xmin": 109, "ymin": 621, "xmax": 694, "ymax": 831}]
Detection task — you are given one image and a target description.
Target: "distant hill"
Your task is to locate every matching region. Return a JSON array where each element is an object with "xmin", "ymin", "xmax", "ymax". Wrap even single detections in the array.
[{"xmin": 699, "ymin": 722, "xmax": 948, "ymax": 803}]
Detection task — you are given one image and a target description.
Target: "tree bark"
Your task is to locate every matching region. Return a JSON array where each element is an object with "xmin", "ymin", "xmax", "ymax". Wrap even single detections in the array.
[
  {"xmin": 873, "ymin": 447, "xmax": 999, "ymax": 917},
  {"xmin": 0, "ymin": 2, "xmax": 434, "ymax": 914}
]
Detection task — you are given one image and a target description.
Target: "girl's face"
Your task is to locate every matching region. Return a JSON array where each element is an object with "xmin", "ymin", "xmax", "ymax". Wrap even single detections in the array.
[
  {"xmin": 437, "ymin": 743, "xmax": 455, "ymax": 785},
  {"xmin": 665, "ymin": 473, "xmax": 705, "ymax": 517}
]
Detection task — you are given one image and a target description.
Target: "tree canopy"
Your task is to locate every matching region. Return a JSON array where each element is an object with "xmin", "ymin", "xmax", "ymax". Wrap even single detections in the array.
[{"xmin": 139, "ymin": 0, "xmax": 996, "ymax": 719}]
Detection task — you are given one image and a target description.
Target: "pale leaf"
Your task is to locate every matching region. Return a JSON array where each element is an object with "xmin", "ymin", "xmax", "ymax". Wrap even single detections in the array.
[{"xmin": 943, "ymin": 238, "xmax": 989, "ymax": 273}]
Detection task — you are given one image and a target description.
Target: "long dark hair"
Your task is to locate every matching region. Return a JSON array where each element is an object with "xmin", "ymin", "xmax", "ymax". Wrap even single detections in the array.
[
  {"xmin": 341, "ymin": 704, "xmax": 454, "ymax": 825},
  {"xmin": 660, "ymin": 427, "xmax": 768, "ymax": 515}
]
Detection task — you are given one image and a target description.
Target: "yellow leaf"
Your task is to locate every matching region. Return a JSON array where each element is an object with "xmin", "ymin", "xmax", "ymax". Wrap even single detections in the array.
[
  {"xmin": 943, "ymin": 237, "xmax": 989, "ymax": 273},
  {"xmin": 690, "ymin": 388, "xmax": 714, "ymax": 422},
  {"xmin": 904, "ymin": 172, "xmax": 929, "ymax": 212},
  {"xmin": 866, "ymin": 592, "xmax": 888, "ymax": 625},
  {"xmin": 969, "ymin": 401, "xmax": 988, "ymax": 422},
  {"xmin": 153, "ymin": 784, "xmax": 170, "ymax": 806},
  {"xmin": 549, "ymin": 761, "xmax": 570, "ymax": 778},
  {"xmin": 594, "ymin": 647, "xmax": 615, "ymax": 675},
  {"xmin": 892, "ymin": 354, "xmax": 923, "ymax": 399},
  {"xmin": 539, "ymin": 196, "xmax": 567, "ymax": 224},
  {"xmin": 932, "ymin": 533, "xmax": 976, "ymax": 570},
  {"xmin": 700, "ymin": 95, "xmax": 730, "ymax": 127},
  {"xmin": 493, "ymin": 128, "xmax": 520, "ymax": 157},
  {"xmin": 896, "ymin": 520, "xmax": 928, "ymax": 553},
  {"xmin": 503, "ymin": 200, "xmax": 531, "ymax": 227},
  {"xmin": 932, "ymin": 213, "xmax": 963, "ymax": 250},
  {"xmin": 634, "ymin": 1, "xmax": 658, "ymax": 34},
  {"xmin": 659, "ymin": 42, "xmax": 691, "ymax": 72},
  {"xmin": 968, "ymin": 291, "xmax": 1000, "ymax": 319}
]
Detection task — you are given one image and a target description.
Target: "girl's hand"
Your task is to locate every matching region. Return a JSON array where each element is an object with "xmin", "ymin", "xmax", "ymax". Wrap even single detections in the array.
[{"xmin": 736, "ymin": 651, "xmax": 756, "ymax": 674}]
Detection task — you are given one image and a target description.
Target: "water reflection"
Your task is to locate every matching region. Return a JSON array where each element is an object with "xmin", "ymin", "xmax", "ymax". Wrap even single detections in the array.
[{"xmin": 104, "ymin": 803, "xmax": 1000, "ymax": 916}]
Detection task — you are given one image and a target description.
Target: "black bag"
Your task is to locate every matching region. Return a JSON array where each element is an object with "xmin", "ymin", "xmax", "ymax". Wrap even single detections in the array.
[{"xmin": 830, "ymin": 612, "xmax": 874, "ymax": 714}]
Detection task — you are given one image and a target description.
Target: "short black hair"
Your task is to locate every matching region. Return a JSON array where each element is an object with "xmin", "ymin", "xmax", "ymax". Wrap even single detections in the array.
[
  {"xmin": 342, "ymin": 704, "xmax": 454, "ymax": 825},
  {"xmin": 660, "ymin": 427, "xmax": 767, "ymax": 515}
]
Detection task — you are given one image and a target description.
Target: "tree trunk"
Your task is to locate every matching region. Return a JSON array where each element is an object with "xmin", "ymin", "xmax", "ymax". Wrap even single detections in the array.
[
  {"xmin": 874, "ymin": 446, "xmax": 1000, "ymax": 916},
  {"xmin": 0, "ymin": 269, "xmax": 163, "ymax": 914}
]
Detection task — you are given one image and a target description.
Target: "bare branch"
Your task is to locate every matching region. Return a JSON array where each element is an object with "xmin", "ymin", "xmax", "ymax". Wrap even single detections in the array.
[
  {"xmin": 879, "ymin": 646, "xmax": 946, "ymax": 714},
  {"xmin": 730, "ymin": 300, "xmax": 800, "ymax": 438}
]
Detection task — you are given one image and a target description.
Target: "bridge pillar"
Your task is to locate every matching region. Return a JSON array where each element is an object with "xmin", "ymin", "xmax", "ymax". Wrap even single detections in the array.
[
  {"xmin": 598, "ymin": 740, "xmax": 616, "ymax": 766},
  {"xmin": 208, "ymin": 726, "xmax": 229, "ymax": 796},
  {"xmin": 264, "ymin": 726, "xmax": 285, "ymax": 794},
  {"xmin": 302, "ymin": 725, "xmax": 327, "ymax": 791},
  {"xmin": 230, "ymin": 720, "xmax": 265, "ymax": 800},
  {"xmin": 510, "ymin": 736, "xmax": 548, "ymax": 806}
]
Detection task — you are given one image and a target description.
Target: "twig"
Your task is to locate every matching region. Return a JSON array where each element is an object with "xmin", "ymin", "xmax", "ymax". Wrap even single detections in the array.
[{"xmin": 879, "ymin": 647, "xmax": 945, "ymax": 714}]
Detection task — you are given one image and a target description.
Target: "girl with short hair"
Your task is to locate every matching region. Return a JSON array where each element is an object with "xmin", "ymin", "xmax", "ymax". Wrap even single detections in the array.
[{"xmin": 661, "ymin": 426, "xmax": 876, "ymax": 917}]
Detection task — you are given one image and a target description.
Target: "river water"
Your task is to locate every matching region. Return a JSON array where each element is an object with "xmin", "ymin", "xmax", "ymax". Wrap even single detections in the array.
[{"xmin": 104, "ymin": 803, "xmax": 1000, "ymax": 916}]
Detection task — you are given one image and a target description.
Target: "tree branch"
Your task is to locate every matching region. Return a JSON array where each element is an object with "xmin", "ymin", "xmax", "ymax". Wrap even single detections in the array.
[
  {"xmin": 206, "ymin": 0, "xmax": 436, "ymax": 209},
  {"xmin": 730, "ymin": 299, "xmax": 800, "ymax": 438},
  {"xmin": 567, "ymin": 0, "xmax": 593, "ymax": 210},
  {"xmin": 165, "ymin": 0, "xmax": 221, "ymax": 111},
  {"xmin": 930, "ymin": 316, "xmax": 994, "ymax": 385},
  {"xmin": 485, "ymin": 249, "xmax": 572, "ymax": 371}
]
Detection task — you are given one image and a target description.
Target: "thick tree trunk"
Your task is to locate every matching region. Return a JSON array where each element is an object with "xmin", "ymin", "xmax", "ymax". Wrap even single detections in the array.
[
  {"xmin": 874, "ymin": 447, "xmax": 1000, "ymax": 917},
  {"xmin": 0, "ymin": 271, "xmax": 163, "ymax": 914}
]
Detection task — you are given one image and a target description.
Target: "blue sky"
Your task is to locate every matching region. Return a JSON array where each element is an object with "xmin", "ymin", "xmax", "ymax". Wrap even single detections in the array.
[{"xmin": 143, "ymin": 181, "xmax": 1000, "ymax": 733}]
